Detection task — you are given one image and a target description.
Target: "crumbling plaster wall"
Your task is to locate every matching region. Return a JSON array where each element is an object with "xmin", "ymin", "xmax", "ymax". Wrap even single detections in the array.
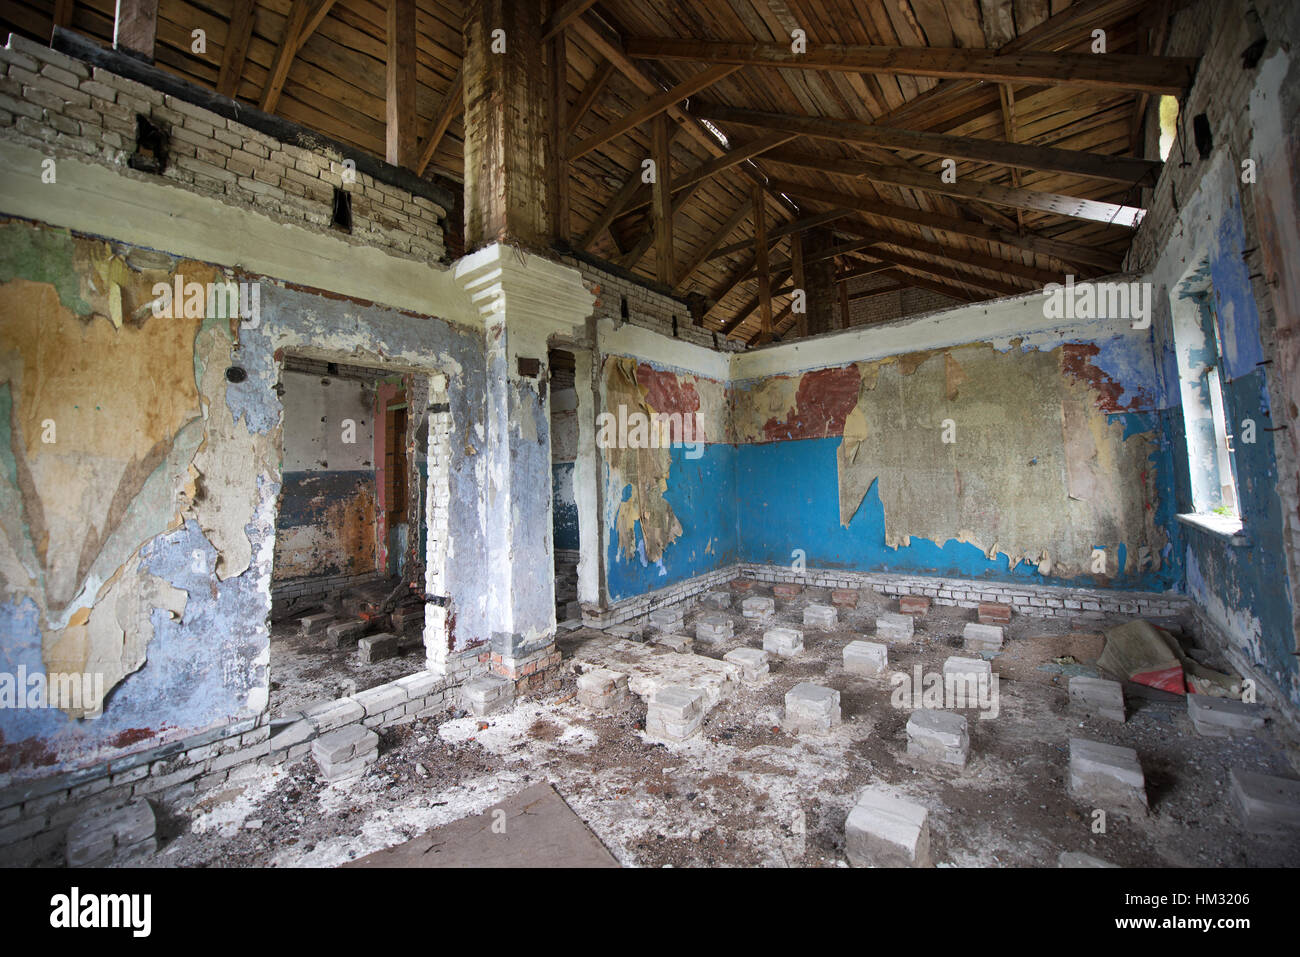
[
  {"xmin": 732, "ymin": 300, "xmax": 1176, "ymax": 592},
  {"xmin": 1126, "ymin": 0, "xmax": 1300, "ymax": 712},
  {"xmin": 0, "ymin": 219, "xmax": 494, "ymax": 781},
  {"xmin": 595, "ymin": 318, "xmax": 736, "ymax": 603}
]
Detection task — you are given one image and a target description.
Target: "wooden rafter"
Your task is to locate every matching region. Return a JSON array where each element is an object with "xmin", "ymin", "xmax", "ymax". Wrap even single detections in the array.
[
  {"xmin": 572, "ymin": 64, "xmax": 739, "ymax": 160},
  {"xmin": 216, "ymin": 0, "xmax": 255, "ymax": 99},
  {"xmin": 620, "ymin": 132, "xmax": 797, "ymax": 216},
  {"xmin": 767, "ymin": 179, "xmax": 1123, "ymax": 272},
  {"xmin": 754, "ymin": 184, "xmax": 771, "ymax": 338},
  {"xmin": 675, "ymin": 195, "xmax": 753, "ymax": 288},
  {"xmin": 416, "ymin": 69, "xmax": 464, "ymax": 177},
  {"xmin": 623, "ymin": 37, "xmax": 1197, "ymax": 95},
  {"xmin": 761, "ymin": 148, "xmax": 1145, "ymax": 227},
  {"xmin": 542, "ymin": 0, "xmax": 600, "ymax": 42},
  {"xmin": 691, "ymin": 103, "xmax": 1163, "ymax": 187},
  {"xmin": 113, "ymin": 0, "xmax": 157, "ymax": 60},
  {"xmin": 651, "ymin": 114, "xmax": 673, "ymax": 285},
  {"xmin": 567, "ymin": 59, "xmax": 613, "ymax": 137},
  {"xmin": 260, "ymin": 0, "xmax": 339, "ymax": 114}
]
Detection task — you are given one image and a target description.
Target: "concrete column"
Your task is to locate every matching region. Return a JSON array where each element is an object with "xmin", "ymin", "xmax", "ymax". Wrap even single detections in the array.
[{"xmin": 454, "ymin": 244, "xmax": 595, "ymax": 681}]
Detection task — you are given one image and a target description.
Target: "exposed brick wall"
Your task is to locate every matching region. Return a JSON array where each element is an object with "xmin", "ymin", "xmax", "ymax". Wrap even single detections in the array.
[
  {"xmin": 0, "ymin": 34, "xmax": 446, "ymax": 264},
  {"xmin": 569, "ymin": 257, "xmax": 747, "ymax": 353}
]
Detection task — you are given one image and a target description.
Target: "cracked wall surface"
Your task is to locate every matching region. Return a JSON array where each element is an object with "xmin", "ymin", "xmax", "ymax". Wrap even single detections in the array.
[{"xmin": 0, "ymin": 220, "xmax": 489, "ymax": 780}]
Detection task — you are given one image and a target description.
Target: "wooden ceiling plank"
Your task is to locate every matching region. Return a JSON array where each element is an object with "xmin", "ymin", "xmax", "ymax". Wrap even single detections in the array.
[
  {"xmin": 566, "ymin": 58, "xmax": 614, "ymax": 136},
  {"xmin": 675, "ymin": 194, "xmax": 753, "ymax": 289},
  {"xmin": 542, "ymin": 0, "xmax": 600, "ymax": 42}
]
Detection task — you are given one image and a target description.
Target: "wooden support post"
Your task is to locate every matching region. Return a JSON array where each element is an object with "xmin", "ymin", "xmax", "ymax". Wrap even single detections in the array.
[
  {"xmin": 790, "ymin": 231, "xmax": 806, "ymax": 338},
  {"xmin": 839, "ymin": 280, "xmax": 850, "ymax": 329},
  {"xmin": 387, "ymin": 0, "xmax": 417, "ymax": 167},
  {"xmin": 754, "ymin": 185, "xmax": 771, "ymax": 339},
  {"xmin": 549, "ymin": 12, "xmax": 570, "ymax": 242},
  {"xmin": 651, "ymin": 113, "xmax": 673, "ymax": 285},
  {"xmin": 463, "ymin": 0, "xmax": 554, "ymax": 251},
  {"xmin": 113, "ymin": 0, "xmax": 157, "ymax": 61}
]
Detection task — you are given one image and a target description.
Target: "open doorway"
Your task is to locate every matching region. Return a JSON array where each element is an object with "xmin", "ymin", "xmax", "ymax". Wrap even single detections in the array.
[
  {"xmin": 268, "ymin": 355, "xmax": 430, "ymax": 716},
  {"xmin": 549, "ymin": 347, "xmax": 581, "ymax": 623}
]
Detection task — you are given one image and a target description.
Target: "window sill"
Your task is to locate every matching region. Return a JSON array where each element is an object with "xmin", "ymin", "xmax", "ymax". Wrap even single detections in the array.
[{"xmin": 1176, "ymin": 512, "xmax": 1251, "ymax": 546}]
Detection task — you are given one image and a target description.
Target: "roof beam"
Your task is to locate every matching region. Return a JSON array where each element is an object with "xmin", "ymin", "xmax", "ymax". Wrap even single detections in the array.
[
  {"xmin": 832, "ymin": 219, "xmax": 1064, "ymax": 287},
  {"xmin": 708, "ymin": 208, "xmax": 855, "ymax": 262},
  {"xmin": 416, "ymin": 69, "xmax": 464, "ymax": 177},
  {"xmin": 113, "ymin": 0, "xmax": 157, "ymax": 61},
  {"xmin": 691, "ymin": 103, "xmax": 1162, "ymax": 187},
  {"xmin": 386, "ymin": 0, "xmax": 417, "ymax": 168},
  {"xmin": 623, "ymin": 37, "xmax": 1197, "ymax": 95},
  {"xmin": 566, "ymin": 59, "xmax": 613, "ymax": 136},
  {"xmin": 766, "ymin": 178, "xmax": 1123, "ymax": 272},
  {"xmin": 675, "ymin": 194, "xmax": 752, "ymax": 288},
  {"xmin": 651, "ymin": 114, "xmax": 673, "ymax": 285},
  {"xmin": 762, "ymin": 147, "xmax": 1145, "ymax": 227},
  {"xmin": 570, "ymin": 14, "xmax": 796, "ymax": 226},
  {"xmin": 542, "ymin": 0, "xmax": 599, "ymax": 41},
  {"xmin": 843, "ymin": 246, "xmax": 1025, "ymax": 297},
  {"xmin": 216, "ymin": 0, "xmax": 255, "ymax": 98},
  {"xmin": 260, "ymin": 0, "xmax": 338, "ymax": 113},
  {"xmin": 621, "ymin": 132, "xmax": 796, "ymax": 216},
  {"xmin": 754, "ymin": 184, "xmax": 772, "ymax": 338},
  {"xmin": 572, "ymin": 64, "xmax": 739, "ymax": 160}
]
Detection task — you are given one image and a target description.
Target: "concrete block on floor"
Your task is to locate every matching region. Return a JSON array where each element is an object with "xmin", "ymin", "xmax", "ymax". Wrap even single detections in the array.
[
  {"xmin": 1229, "ymin": 769, "xmax": 1300, "ymax": 836},
  {"xmin": 741, "ymin": 596, "xmax": 776, "ymax": 621},
  {"xmin": 845, "ymin": 788, "xmax": 931, "ymax": 868},
  {"xmin": 461, "ymin": 675, "xmax": 514, "ymax": 717},
  {"xmin": 906, "ymin": 709, "xmax": 969, "ymax": 767},
  {"xmin": 326, "ymin": 618, "xmax": 368, "ymax": 647},
  {"xmin": 66, "ymin": 798, "xmax": 156, "ymax": 867},
  {"xmin": 763, "ymin": 627, "xmax": 804, "ymax": 657},
  {"xmin": 1069, "ymin": 676, "xmax": 1126, "ymax": 722},
  {"xmin": 1068, "ymin": 738, "xmax": 1147, "ymax": 814},
  {"xmin": 783, "ymin": 682, "xmax": 841, "ymax": 734},
  {"xmin": 899, "ymin": 595, "xmax": 930, "ymax": 616},
  {"xmin": 774, "ymin": 582, "xmax": 802, "ymax": 598},
  {"xmin": 978, "ymin": 602, "xmax": 1012, "ymax": 625},
  {"xmin": 649, "ymin": 607, "xmax": 684, "ymax": 633},
  {"xmin": 577, "ymin": 668, "xmax": 630, "ymax": 711},
  {"xmin": 1058, "ymin": 851, "xmax": 1117, "ymax": 868},
  {"xmin": 831, "ymin": 588, "xmax": 859, "ymax": 608},
  {"xmin": 653, "ymin": 633, "xmax": 693, "ymax": 653},
  {"xmin": 843, "ymin": 640, "xmax": 887, "ymax": 675},
  {"xmin": 645, "ymin": 686, "xmax": 706, "ymax": 741},
  {"xmin": 803, "ymin": 603, "xmax": 838, "ymax": 629},
  {"xmin": 963, "ymin": 622, "xmax": 1004, "ymax": 653},
  {"xmin": 358, "ymin": 633, "xmax": 400, "ymax": 664},
  {"xmin": 312, "ymin": 724, "xmax": 378, "ymax": 782},
  {"xmin": 300, "ymin": 612, "xmax": 335, "ymax": 637},
  {"xmin": 943, "ymin": 656, "xmax": 992, "ymax": 681},
  {"xmin": 1187, "ymin": 694, "xmax": 1266, "ymax": 738},
  {"xmin": 701, "ymin": 590, "xmax": 732, "ymax": 610},
  {"xmin": 695, "ymin": 611, "xmax": 734, "ymax": 644},
  {"xmin": 875, "ymin": 612, "xmax": 914, "ymax": 641},
  {"xmin": 606, "ymin": 623, "xmax": 642, "ymax": 640},
  {"xmin": 723, "ymin": 647, "xmax": 770, "ymax": 683}
]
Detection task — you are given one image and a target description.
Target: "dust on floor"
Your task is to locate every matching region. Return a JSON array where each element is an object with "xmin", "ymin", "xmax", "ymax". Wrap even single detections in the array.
[{"xmin": 152, "ymin": 585, "xmax": 1297, "ymax": 868}]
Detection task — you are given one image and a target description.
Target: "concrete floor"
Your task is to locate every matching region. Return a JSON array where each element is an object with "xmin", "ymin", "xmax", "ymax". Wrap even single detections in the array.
[{"xmin": 150, "ymin": 583, "xmax": 1298, "ymax": 868}]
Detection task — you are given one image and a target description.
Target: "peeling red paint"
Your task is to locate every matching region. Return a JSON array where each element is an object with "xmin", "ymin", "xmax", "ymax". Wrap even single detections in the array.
[
  {"xmin": 636, "ymin": 363, "xmax": 705, "ymax": 442},
  {"xmin": 111, "ymin": 728, "xmax": 157, "ymax": 748},
  {"xmin": 1062, "ymin": 343, "xmax": 1148, "ymax": 412},
  {"xmin": 762, "ymin": 366, "xmax": 862, "ymax": 442},
  {"xmin": 0, "ymin": 730, "xmax": 59, "ymax": 774}
]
